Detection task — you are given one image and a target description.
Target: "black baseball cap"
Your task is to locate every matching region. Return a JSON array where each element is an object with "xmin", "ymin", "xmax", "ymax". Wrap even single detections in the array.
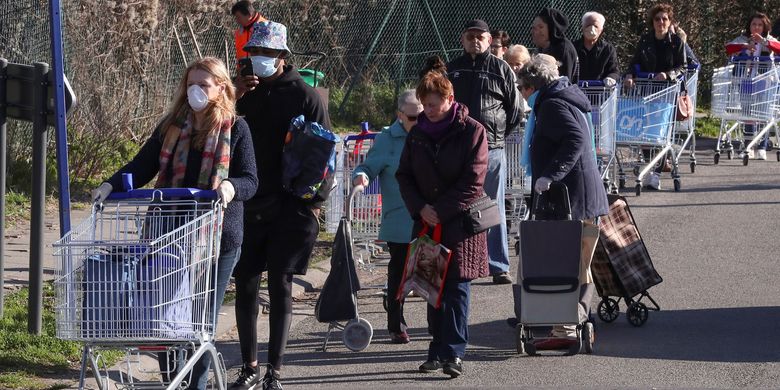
[{"xmin": 464, "ymin": 19, "xmax": 490, "ymax": 32}]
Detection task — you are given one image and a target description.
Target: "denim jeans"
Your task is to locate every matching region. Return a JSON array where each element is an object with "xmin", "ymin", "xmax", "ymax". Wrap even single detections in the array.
[
  {"xmin": 426, "ymin": 279, "xmax": 471, "ymax": 360},
  {"xmin": 187, "ymin": 246, "xmax": 242, "ymax": 390},
  {"xmin": 484, "ymin": 148, "xmax": 509, "ymax": 274}
]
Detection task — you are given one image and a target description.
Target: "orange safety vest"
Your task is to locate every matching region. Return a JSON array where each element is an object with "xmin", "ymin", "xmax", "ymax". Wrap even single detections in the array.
[{"xmin": 234, "ymin": 12, "xmax": 267, "ymax": 61}]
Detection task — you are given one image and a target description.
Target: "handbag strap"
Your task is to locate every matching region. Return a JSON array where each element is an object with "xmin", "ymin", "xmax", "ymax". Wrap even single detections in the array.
[{"xmin": 419, "ymin": 223, "xmax": 443, "ymax": 242}]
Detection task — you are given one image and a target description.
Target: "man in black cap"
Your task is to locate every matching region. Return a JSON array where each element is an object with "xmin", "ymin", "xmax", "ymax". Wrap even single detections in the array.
[
  {"xmin": 447, "ymin": 19, "xmax": 522, "ymax": 285},
  {"xmin": 532, "ymin": 7, "xmax": 578, "ymax": 80}
]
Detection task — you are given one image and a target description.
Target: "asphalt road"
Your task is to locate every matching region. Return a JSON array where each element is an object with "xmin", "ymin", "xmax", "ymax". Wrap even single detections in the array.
[{"xmin": 217, "ymin": 140, "xmax": 780, "ymax": 389}]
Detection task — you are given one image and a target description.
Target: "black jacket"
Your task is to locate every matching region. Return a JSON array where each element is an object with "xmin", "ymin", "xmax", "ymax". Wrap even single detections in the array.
[
  {"xmin": 537, "ymin": 7, "xmax": 578, "ymax": 80},
  {"xmin": 573, "ymin": 37, "xmax": 620, "ymax": 82},
  {"xmin": 447, "ymin": 51, "xmax": 522, "ymax": 149},
  {"xmin": 531, "ymin": 78, "xmax": 608, "ymax": 220},
  {"xmin": 106, "ymin": 117, "xmax": 258, "ymax": 252},
  {"xmin": 626, "ymin": 32, "xmax": 686, "ymax": 79},
  {"xmin": 236, "ymin": 65, "xmax": 332, "ymax": 213}
]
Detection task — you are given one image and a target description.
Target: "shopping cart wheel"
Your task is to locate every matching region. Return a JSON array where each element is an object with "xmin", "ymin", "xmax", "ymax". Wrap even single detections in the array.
[
  {"xmin": 713, "ymin": 153, "xmax": 720, "ymax": 165},
  {"xmin": 382, "ymin": 294, "xmax": 388, "ymax": 312},
  {"xmin": 776, "ymin": 151, "xmax": 780, "ymax": 162},
  {"xmin": 515, "ymin": 325, "xmax": 525, "ymax": 354},
  {"xmin": 343, "ymin": 318, "xmax": 373, "ymax": 352},
  {"xmin": 626, "ymin": 302, "xmax": 649, "ymax": 327},
  {"xmin": 618, "ymin": 178, "xmax": 626, "ymax": 189},
  {"xmin": 689, "ymin": 162, "xmax": 696, "ymax": 173},
  {"xmin": 632, "ymin": 166, "xmax": 640, "ymax": 177},
  {"xmin": 673, "ymin": 179, "xmax": 681, "ymax": 192},
  {"xmin": 635, "ymin": 184, "xmax": 641, "ymax": 196},
  {"xmin": 743, "ymin": 154, "xmax": 749, "ymax": 166},
  {"xmin": 524, "ymin": 341, "xmax": 537, "ymax": 356},
  {"xmin": 597, "ymin": 298, "xmax": 619, "ymax": 323},
  {"xmin": 727, "ymin": 150, "xmax": 733, "ymax": 160},
  {"xmin": 581, "ymin": 322, "xmax": 594, "ymax": 354}
]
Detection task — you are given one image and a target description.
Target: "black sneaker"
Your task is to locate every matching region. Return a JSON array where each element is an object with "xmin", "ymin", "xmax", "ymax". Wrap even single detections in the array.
[
  {"xmin": 418, "ymin": 359, "xmax": 442, "ymax": 373},
  {"xmin": 442, "ymin": 357, "xmax": 463, "ymax": 378},
  {"xmin": 230, "ymin": 364, "xmax": 259, "ymax": 390},
  {"xmin": 492, "ymin": 272, "xmax": 513, "ymax": 284},
  {"xmin": 261, "ymin": 365, "xmax": 283, "ymax": 390}
]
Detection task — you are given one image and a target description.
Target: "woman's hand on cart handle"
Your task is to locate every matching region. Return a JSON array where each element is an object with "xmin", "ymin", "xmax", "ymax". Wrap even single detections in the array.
[
  {"xmin": 534, "ymin": 177, "xmax": 552, "ymax": 194},
  {"xmin": 91, "ymin": 182, "xmax": 113, "ymax": 204},
  {"xmin": 216, "ymin": 180, "xmax": 235, "ymax": 209},
  {"xmin": 622, "ymin": 76, "xmax": 634, "ymax": 89},
  {"xmin": 653, "ymin": 72, "xmax": 668, "ymax": 81},
  {"xmin": 352, "ymin": 174, "xmax": 369, "ymax": 188},
  {"xmin": 420, "ymin": 204, "xmax": 440, "ymax": 226}
]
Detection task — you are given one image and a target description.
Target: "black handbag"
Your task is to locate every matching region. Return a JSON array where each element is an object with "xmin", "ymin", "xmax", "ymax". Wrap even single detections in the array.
[{"xmin": 462, "ymin": 194, "xmax": 501, "ymax": 235}]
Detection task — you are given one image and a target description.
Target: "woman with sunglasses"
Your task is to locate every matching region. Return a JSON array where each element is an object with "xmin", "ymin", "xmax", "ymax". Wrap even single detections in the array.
[
  {"xmin": 623, "ymin": 3, "xmax": 686, "ymax": 89},
  {"xmin": 352, "ymin": 89, "xmax": 423, "ymax": 344}
]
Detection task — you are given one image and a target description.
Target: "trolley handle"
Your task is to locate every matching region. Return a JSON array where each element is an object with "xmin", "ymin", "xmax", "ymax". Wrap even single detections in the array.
[
  {"xmin": 531, "ymin": 181, "xmax": 572, "ymax": 221},
  {"xmin": 106, "ymin": 188, "xmax": 219, "ymax": 201},
  {"xmin": 635, "ymin": 71, "xmax": 686, "ymax": 82},
  {"xmin": 347, "ymin": 184, "xmax": 364, "ymax": 222},
  {"xmin": 729, "ymin": 55, "xmax": 780, "ymax": 63},
  {"xmin": 577, "ymin": 80, "xmax": 605, "ymax": 87}
]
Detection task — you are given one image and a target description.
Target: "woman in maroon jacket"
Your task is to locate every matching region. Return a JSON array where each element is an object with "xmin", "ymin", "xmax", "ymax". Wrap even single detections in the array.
[{"xmin": 396, "ymin": 57, "xmax": 489, "ymax": 379}]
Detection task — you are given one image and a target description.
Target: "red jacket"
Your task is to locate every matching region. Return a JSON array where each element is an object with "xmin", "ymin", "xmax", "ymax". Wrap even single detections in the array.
[
  {"xmin": 234, "ymin": 12, "xmax": 267, "ymax": 61},
  {"xmin": 396, "ymin": 103, "xmax": 489, "ymax": 280},
  {"xmin": 725, "ymin": 34, "xmax": 780, "ymax": 56}
]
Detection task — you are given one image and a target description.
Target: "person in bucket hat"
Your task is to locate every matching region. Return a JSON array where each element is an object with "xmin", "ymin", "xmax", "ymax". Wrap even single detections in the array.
[{"xmin": 232, "ymin": 20, "xmax": 332, "ymax": 390}]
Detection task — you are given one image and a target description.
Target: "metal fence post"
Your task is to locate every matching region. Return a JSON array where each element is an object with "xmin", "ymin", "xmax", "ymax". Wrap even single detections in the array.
[
  {"xmin": 0, "ymin": 58, "xmax": 7, "ymax": 318},
  {"xmin": 28, "ymin": 61, "xmax": 49, "ymax": 335}
]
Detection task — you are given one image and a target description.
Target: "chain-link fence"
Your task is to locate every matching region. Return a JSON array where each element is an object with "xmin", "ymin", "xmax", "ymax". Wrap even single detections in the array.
[{"xmin": 4, "ymin": 0, "xmax": 780, "ymax": 191}]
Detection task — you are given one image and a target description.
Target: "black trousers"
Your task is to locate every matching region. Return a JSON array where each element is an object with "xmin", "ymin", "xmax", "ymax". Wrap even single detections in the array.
[{"xmin": 386, "ymin": 242, "xmax": 409, "ymax": 333}]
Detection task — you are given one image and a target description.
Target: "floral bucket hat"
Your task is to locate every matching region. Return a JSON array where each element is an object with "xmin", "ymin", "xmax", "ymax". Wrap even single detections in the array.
[{"xmin": 243, "ymin": 21, "xmax": 291, "ymax": 58}]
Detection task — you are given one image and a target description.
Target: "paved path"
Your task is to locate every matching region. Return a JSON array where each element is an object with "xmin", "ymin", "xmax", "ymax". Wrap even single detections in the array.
[{"xmin": 214, "ymin": 140, "xmax": 780, "ymax": 388}]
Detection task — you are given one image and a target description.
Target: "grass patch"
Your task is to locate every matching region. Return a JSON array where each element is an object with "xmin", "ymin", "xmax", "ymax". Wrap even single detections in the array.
[
  {"xmin": 4, "ymin": 191, "xmax": 31, "ymax": 229},
  {"xmin": 695, "ymin": 115, "xmax": 721, "ymax": 138},
  {"xmin": 0, "ymin": 283, "xmax": 122, "ymax": 388}
]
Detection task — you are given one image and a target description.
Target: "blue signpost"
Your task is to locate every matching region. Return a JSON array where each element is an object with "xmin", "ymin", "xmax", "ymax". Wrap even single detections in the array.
[{"xmin": 50, "ymin": 0, "xmax": 71, "ymax": 236}]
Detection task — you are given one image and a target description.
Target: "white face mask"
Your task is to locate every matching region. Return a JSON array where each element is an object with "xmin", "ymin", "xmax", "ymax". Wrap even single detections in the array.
[
  {"xmin": 250, "ymin": 55, "xmax": 279, "ymax": 78},
  {"xmin": 584, "ymin": 25, "xmax": 599, "ymax": 40},
  {"xmin": 187, "ymin": 85, "xmax": 209, "ymax": 112}
]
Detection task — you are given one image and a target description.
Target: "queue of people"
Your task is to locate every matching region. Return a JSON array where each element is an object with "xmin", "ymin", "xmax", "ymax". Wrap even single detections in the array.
[{"xmin": 88, "ymin": 2, "xmax": 780, "ymax": 388}]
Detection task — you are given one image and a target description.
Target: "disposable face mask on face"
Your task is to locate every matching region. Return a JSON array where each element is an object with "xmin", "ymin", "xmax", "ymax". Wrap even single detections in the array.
[
  {"xmin": 584, "ymin": 26, "xmax": 599, "ymax": 40},
  {"xmin": 250, "ymin": 55, "xmax": 278, "ymax": 78},
  {"xmin": 187, "ymin": 85, "xmax": 209, "ymax": 112}
]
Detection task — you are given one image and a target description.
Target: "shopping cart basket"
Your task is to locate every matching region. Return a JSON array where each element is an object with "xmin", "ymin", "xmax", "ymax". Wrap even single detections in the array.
[
  {"xmin": 670, "ymin": 64, "xmax": 700, "ymax": 175},
  {"xmin": 616, "ymin": 72, "xmax": 682, "ymax": 195},
  {"xmin": 53, "ymin": 188, "xmax": 226, "ymax": 390},
  {"xmin": 505, "ymin": 131, "xmax": 530, "ymax": 251},
  {"xmin": 711, "ymin": 55, "xmax": 780, "ymax": 165},
  {"xmin": 578, "ymin": 80, "xmax": 618, "ymax": 193}
]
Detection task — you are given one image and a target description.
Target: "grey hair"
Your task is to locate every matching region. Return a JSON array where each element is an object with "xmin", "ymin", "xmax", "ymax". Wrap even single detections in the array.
[
  {"xmin": 581, "ymin": 11, "xmax": 605, "ymax": 28},
  {"xmin": 516, "ymin": 54, "xmax": 559, "ymax": 90},
  {"xmin": 397, "ymin": 89, "xmax": 420, "ymax": 110},
  {"xmin": 505, "ymin": 44, "xmax": 531, "ymax": 64}
]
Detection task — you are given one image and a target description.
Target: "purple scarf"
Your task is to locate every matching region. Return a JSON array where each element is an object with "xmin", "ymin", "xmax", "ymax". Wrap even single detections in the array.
[{"xmin": 416, "ymin": 102, "xmax": 459, "ymax": 141}]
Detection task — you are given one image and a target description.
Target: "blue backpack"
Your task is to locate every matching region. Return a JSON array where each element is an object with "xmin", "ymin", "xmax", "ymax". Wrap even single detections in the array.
[{"xmin": 281, "ymin": 115, "xmax": 340, "ymax": 201}]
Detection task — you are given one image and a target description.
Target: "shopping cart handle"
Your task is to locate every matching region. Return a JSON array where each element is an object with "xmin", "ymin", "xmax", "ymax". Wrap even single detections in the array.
[
  {"xmin": 106, "ymin": 188, "xmax": 219, "ymax": 201},
  {"xmin": 577, "ymin": 80, "xmax": 604, "ymax": 87},
  {"xmin": 730, "ymin": 55, "xmax": 779, "ymax": 63}
]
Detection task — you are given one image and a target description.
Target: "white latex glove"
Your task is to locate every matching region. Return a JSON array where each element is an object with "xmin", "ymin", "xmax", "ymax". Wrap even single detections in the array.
[
  {"xmin": 216, "ymin": 180, "xmax": 235, "ymax": 209},
  {"xmin": 623, "ymin": 77, "xmax": 634, "ymax": 89},
  {"xmin": 352, "ymin": 173, "xmax": 369, "ymax": 187},
  {"xmin": 603, "ymin": 77, "xmax": 616, "ymax": 87},
  {"xmin": 534, "ymin": 177, "xmax": 552, "ymax": 194},
  {"xmin": 91, "ymin": 182, "xmax": 113, "ymax": 203}
]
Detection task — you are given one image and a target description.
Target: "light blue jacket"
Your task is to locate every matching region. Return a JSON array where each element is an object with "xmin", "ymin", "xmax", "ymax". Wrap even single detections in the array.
[{"xmin": 352, "ymin": 120, "xmax": 414, "ymax": 243}]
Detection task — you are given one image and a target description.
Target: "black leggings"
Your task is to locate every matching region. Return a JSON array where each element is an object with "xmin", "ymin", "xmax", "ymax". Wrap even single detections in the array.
[{"xmin": 235, "ymin": 269, "xmax": 293, "ymax": 370}]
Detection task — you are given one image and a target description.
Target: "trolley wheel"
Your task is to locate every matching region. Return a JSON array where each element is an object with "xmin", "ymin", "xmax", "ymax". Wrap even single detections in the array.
[
  {"xmin": 581, "ymin": 322, "xmax": 594, "ymax": 354},
  {"xmin": 524, "ymin": 341, "xmax": 537, "ymax": 356},
  {"xmin": 382, "ymin": 294, "xmax": 388, "ymax": 312},
  {"xmin": 618, "ymin": 178, "xmax": 626, "ymax": 189},
  {"xmin": 727, "ymin": 150, "xmax": 733, "ymax": 160},
  {"xmin": 713, "ymin": 153, "xmax": 720, "ymax": 165},
  {"xmin": 597, "ymin": 298, "xmax": 620, "ymax": 323},
  {"xmin": 632, "ymin": 166, "xmax": 640, "ymax": 177},
  {"xmin": 515, "ymin": 240, "xmax": 520, "ymax": 257},
  {"xmin": 567, "ymin": 335, "xmax": 583, "ymax": 356},
  {"xmin": 515, "ymin": 325, "xmax": 525, "ymax": 354},
  {"xmin": 626, "ymin": 302, "xmax": 649, "ymax": 327},
  {"xmin": 343, "ymin": 318, "xmax": 373, "ymax": 351},
  {"xmin": 673, "ymin": 179, "xmax": 681, "ymax": 192},
  {"xmin": 743, "ymin": 154, "xmax": 749, "ymax": 166},
  {"xmin": 690, "ymin": 162, "xmax": 696, "ymax": 173},
  {"xmin": 776, "ymin": 151, "xmax": 780, "ymax": 162},
  {"xmin": 635, "ymin": 184, "xmax": 641, "ymax": 196}
]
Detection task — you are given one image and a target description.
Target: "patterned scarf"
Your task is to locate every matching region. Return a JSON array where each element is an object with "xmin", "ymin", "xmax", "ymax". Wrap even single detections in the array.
[{"xmin": 155, "ymin": 116, "xmax": 231, "ymax": 190}]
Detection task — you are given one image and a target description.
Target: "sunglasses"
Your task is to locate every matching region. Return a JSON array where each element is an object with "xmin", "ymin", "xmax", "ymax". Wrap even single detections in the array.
[
  {"xmin": 654, "ymin": 16, "xmax": 669, "ymax": 22},
  {"xmin": 404, "ymin": 114, "xmax": 419, "ymax": 121}
]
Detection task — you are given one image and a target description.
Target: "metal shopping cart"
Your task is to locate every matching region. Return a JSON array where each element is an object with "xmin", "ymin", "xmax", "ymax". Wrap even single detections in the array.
[
  {"xmin": 578, "ymin": 80, "xmax": 618, "ymax": 193},
  {"xmin": 711, "ymin": 55, "xmax": 780, "ymax": 165},
  {"xmin": 670, "ymin": 64, "xmax": 700, "ymax": 175},
  {"xmin": 505, "ymin": 131, "xmax": 531, "ymax": 255},
  {"xmin": 616, "ymin": 73, "xmax": 683, "ymax": 195},
  {"xmin": 53, "ymin": 188, "xmax": 226, "ymax": 390}
]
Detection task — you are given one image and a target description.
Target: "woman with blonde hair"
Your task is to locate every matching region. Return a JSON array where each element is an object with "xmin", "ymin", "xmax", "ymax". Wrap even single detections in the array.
[{"xmin": 91, "ymin": 56, "xmax": 258, "ymax": 390}]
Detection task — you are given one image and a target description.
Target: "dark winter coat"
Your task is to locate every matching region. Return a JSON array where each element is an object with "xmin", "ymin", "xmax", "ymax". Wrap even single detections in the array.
[
  {"xmin": 530, "ymin": 77, "xmax": 608, "ymax": 221},
  {"xmin": 106, "ymin": 117, "xmax": 258, "ymax": 252},
  {"xmin": 537, "ymin": 7, "xmax": 579, "ymax": 80},
  {"xmin": 447, "ymin": 51, "xmax": 523, "ymax": 150},
  {"xmin": 573, "ymin": 37, "xmax": 620, "ymax": 82},
  {"xmin": 236, "ymin": 64, "xmax": 332, "ymax": 214},
  {"xmin": 626, "ymin": 32, "xmax": 686, "ymax": 80},
  {"xmin": 396, "ymin": 104, "xmax": 489, "ymax": 280}
]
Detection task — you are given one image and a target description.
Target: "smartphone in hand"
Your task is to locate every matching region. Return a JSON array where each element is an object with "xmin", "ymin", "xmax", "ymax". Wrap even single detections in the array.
[{"xmin": 238, "ymin": 58, "xmax": 253, "ymax": 77}]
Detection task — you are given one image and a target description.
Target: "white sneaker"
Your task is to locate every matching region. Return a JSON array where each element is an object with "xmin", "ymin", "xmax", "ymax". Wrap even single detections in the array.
[
  {"xmin": 645, "ymin": 172, "xmax": 661, "ymax": 190},
  {"xmin": 757, "ymin": 149, "xmax": 767, "ymax": 160}
]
